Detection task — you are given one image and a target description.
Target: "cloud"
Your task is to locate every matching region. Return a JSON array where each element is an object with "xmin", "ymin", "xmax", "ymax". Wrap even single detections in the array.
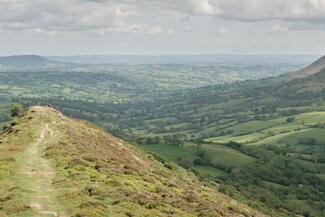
[
  {"xmin": 146, "ymin": 26, "xmax": 174, "ymax": 35},
  {"xmin": 0, "ymin": 0, "xmax": 325, "ymax": 35},
  {"xmin": 218, "ymin": 27, "xmax": 227, "ymax": 34},
  {"xmin": 289, "ymin": 21, "xmax": 325, "ymax": 31},
  {"xmin": 0, "ymin": 0, "xmax": 140, "ymax": 34},
  {"xmin": 206, "ymin": 38, "xmax": 234, "ymax": 47},
  {"xmin": 95, "ymin": 24, "xmax": 174, "ymax": 36},
  {"xmin": 271, "ymin": 24, "xmax": 288, "ymax": 32},
  {"xmin": 189, "ymin": 0, "xmax": 222, "ymax": 15},
  {"xmin": 192, "ymin": 0, "xmax": 325, "ymax": 22}
]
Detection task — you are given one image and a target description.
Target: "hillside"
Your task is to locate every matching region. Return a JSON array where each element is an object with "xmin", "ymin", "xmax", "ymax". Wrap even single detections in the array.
[
  {"xmin": 291, "ymin": 55, "xmax": 325, "ymax": 78},
  {"xmin": 0, "ymin": 55, "xmax": 70, "ymax": 71},
  {"xmin": 19, "ymin": 62, "xmax": 325, "ymax": 216},
  {"xmin": 0, "ymin": 55, "xmax": 49, "ymax": 66},
  {"xmin": 0, "ymin": 106, "xmax": 268, "ymax": 217}
]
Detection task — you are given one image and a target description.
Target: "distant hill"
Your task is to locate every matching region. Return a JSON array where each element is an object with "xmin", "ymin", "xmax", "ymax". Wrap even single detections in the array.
[
  {"xmin": 0, "ymin": 55, "xmax": 71, "ymax": 71},
  {"xmin": 0, "ymin": 55, "xmax": 53, "ymax": 66},
  {"xmin": 0, "ymin": 106, "xmax": 268, "ymax": 217},
  {"xmin": 0, "ymin": 54, "xmax": 319, "ymax": 69},
  {"xmin": 291, "ymin": 55, "xmax": 325, "ymax": 78},
  {"xmin": 47, "ymin": 54, "xmax": 319, "ymax": 66}
]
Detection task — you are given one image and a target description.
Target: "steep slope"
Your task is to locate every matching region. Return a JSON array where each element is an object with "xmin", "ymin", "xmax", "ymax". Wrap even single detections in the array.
[
  {"xmin": 0, "ymin": 106, "xmax": 267, "ymax": 217},
  {"xmin": 286, "ymin": 67, "xmax": 325, "ymax": 92},
  {"xmin": 291, "ymin": 55, "xmax": 325, "ymax": 78}
]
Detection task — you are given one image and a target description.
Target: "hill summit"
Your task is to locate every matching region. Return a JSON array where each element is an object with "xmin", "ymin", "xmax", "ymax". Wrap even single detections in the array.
[
  {"xmin": 0, "ymin": 55, "xmax": 50, "ymax": 66},
  {"xmin": 0, "ymin": 106, "xmax": 267, "ymax": 217},
  {"xmin": 291, "ymin": 55, "xmax": 325, "ymax": 78}
]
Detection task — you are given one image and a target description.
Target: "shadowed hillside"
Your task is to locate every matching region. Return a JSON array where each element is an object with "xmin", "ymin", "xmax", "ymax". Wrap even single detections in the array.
[{"xmin": 0, "ymin": 106, "xmax": 268, "ymax": 217}]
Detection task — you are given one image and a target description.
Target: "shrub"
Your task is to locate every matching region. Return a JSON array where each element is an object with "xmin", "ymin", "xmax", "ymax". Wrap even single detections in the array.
[{"xmin": 10, "ymin": 104, "xmax": 23, "ymax": 117}]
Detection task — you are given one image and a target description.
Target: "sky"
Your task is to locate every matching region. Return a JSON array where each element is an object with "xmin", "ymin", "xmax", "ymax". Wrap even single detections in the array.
[{"xmin": 0, "ymin": 0, "xmax": 324, "ymax": 56}]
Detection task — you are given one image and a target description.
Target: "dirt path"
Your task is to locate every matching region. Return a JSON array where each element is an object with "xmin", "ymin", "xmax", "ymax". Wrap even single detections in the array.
[{"xmin": 16, "ymin": 123, "xmax": 66, "ymax": 217}]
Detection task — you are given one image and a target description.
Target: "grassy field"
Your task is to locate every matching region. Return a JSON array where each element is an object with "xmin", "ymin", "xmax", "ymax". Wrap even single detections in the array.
[
  {"xmin": 140, "ymin": 143, "xmax": 254, "ymax": 177},
  {"xmin": 139, "ymin": 144, "xmax": 198, "ymax": 162},
  {"xmin": 205, "ymin": 133, "xmax": 266, "ymax": 144},
  {"xmin": 202, "ymin": 144, "xmax": 254, "ymax": 167},
  {"xmin": 224, "ymin": 120, "xmax": 275, "ymax": 135},
  {"xmin": 203, "ymin": 111, "xmax": 325, "ymax": 147},
  {"xmin": 192, "ymin": 165, "xmax": 227, "ymax": 177},
  {"xmin": 251, "ymin": 128, "xmax": 325, "ymax": 146}
]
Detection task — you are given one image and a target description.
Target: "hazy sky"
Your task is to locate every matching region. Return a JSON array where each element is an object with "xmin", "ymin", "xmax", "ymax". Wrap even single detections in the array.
[{"xmin": 0, "ymin": 0, "xmax": 324, "ymax": 56}]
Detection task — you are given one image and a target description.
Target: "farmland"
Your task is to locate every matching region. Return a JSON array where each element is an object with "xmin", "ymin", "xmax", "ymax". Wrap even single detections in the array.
[{"xmin": 2, "ymin": 61, "xmax": 325, "ymax": 216}]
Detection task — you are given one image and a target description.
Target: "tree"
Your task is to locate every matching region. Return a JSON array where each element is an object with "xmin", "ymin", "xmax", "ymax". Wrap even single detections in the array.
[
  {"xmin": 176, "ymin": 156, "xmax": 193, "ymax": 169},
  {"xmin": 10, "ymin": 104, "xmax": 23, "ymax": 117},
  {"xmin": 286, "ymin": 117, "xmax": 295, "ymax": 123},
  {"xmin": 309, "ymin": 138, "xmax": 317, "ymax": 146}
]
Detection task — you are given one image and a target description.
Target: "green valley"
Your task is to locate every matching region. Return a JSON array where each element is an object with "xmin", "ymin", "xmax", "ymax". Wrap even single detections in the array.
[
  {"xmin": 1, "ymin": 55, "xmax": 325, "ymax": 216},
  {"xmin": 2, "ymin": 1, "xmax": 325, "ymax": 216}
]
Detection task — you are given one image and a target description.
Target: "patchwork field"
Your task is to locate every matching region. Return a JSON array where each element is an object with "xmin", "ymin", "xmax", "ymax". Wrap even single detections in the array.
[
  {"xmin": 203, "ymin": 111, "xmax": 325, "ymax": 147},
  {"xmin": 140, "ymin": 143, "xmax": 254, "ymax": 177},
  {"xmin": 202, "ymin": 144, "xmax": 254, "ymax": 167}
]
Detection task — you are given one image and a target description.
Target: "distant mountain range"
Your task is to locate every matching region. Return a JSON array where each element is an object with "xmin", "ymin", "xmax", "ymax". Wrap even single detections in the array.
[
  {"xmin": 0, "ymin": 54, "xmax": 320, "ymax": 71},
  {"xmin": 47, "ymin": 54, "xmax": 320, "ymax": 65}
]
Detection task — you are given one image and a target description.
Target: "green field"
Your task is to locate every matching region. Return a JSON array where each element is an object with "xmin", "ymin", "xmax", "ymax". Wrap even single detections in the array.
[
  {"xmin": 203, "ymin": 112, "xmax": 325, "ymax": 148},
  {"xmin": 140, "ymin": 143, "xmax": 254, "ymax": 177},
  {"xmin": 202, "ymin": 144, "xmax": 254, "ymax": 167},
  {"xmin": 224, "ymin": 120, "xmax": 275, "ymax": 134},
  {"xmin": 251, "ymin": 128, "xmax": 325, "ymax": 146},
  {"xmin": 140, "ymin": 144, "xmax": 198, "ymax": 162},
  {"xmin": 205, "ymin": 133, "xmax": 266, "ymax": 144}
]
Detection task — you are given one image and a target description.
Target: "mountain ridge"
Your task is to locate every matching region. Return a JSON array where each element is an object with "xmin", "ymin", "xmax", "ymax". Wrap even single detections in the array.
[
  {"xmin": 0, "ymin": 106, "xmax": 268, "ymax": 217},
  {"xmin": 291, "ymin": 55, "xmax": 325, "ymax": 78}
]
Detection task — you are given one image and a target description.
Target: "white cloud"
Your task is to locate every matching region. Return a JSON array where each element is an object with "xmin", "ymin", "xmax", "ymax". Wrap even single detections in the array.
[
  {"xmin": 147, "ymin": 26, "xmax": 175, "ymax": 35},
  {"xmin": 0, "ymin": 0, "xmax": 325, "ymax": 35},
  {"xmin": 95, "ymin": 24, "xmax": 174, "ymax": 35},
  {"xmin": 271, "ymin": 24, "xmax": 288, "ymax": 32},
  {"xmin": 196, "ymin": 0, "xmax": 325, "ymax": 22},
  {"xmin": 218, "ymin": 27, "xmax": 227, "ymax": 34},
  {"xmin": 182, "ymin": 25, "xmax": 192, "ymax": 31},
  {"xmin": 189, "ymin": 0, "xmax": 222, "ymax": 15},
  {"xmin": 147, "ymin": 26, "xmax": 163, "ymax": 34}
]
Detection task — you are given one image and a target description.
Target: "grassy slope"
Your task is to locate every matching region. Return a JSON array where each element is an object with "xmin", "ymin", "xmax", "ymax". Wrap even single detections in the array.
[{"xmin": 0, "ymin": 106, "xmax": 268, "ymax": 217}]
